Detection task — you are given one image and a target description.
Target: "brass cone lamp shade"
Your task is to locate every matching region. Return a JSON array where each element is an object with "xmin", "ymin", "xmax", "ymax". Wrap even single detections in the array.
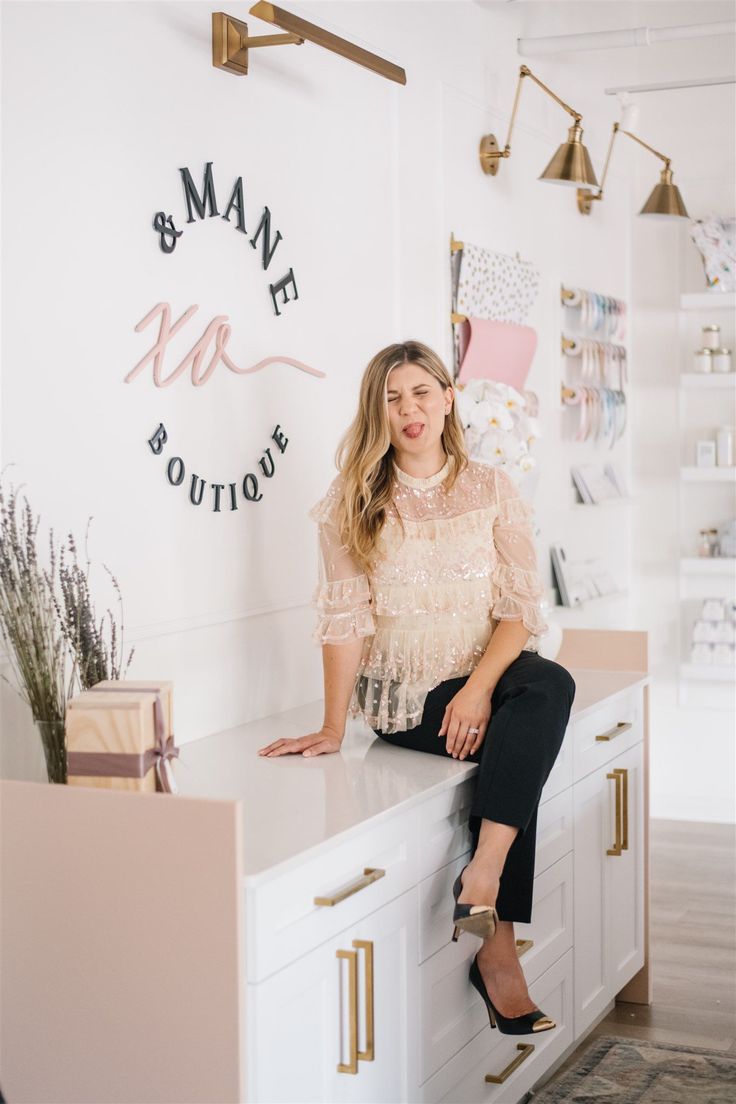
[
  {"xmin": 639, "ymin": 167, "xmax": 689, "ymax": 218},
  {"xmin": 539, "ymin": 124, "xmax": 599, "ymax": 188}
]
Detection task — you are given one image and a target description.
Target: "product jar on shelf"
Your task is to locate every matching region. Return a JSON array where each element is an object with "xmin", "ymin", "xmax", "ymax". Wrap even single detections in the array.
[
  {"xmin": 702, "ymin": 324, "xmax": 721, "ymax": 350},
  {"xmin": 712, "ymin": 348, "xmax": 732, "ymax": 373},
  {"xmin": 694, "ymin": 348, "xmax": 713, "ymax": 373}
]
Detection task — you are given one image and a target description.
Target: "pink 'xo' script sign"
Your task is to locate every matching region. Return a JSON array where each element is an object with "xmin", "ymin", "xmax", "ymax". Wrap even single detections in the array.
[{"xmin": 125, "ymin": 302, "xmax": 325, "ymax": 387}]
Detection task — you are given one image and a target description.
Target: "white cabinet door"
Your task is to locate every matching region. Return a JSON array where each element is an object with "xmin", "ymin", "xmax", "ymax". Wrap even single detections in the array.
[
  {"xmin": 572, "ymin": 763, "xmax": 608, "ymax": 1035},
  {"xmin": 573, "ymin": 740, "xmax": 644, "ymax": 1037},
  {"xmin": 248, "ymin": 929, "xmax": 341, "ymax": 1103},
  {"xmin": 606, "ymin": 743, "xmax": 645, "ymax": 993},
  {"xmin": 249, "ymin": 886, "xmax": 418, "ymax": 1104},
  {"xmin": 420, "ymin": 949, "xmax": 574, "ymax": 1104},
  {"xmin": 337, "ymin": 886, "xmax": 420, "ymax": 1104}
]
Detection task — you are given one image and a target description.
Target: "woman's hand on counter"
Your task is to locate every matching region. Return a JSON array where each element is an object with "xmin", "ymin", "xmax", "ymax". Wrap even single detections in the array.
[{"xmin": 257, "ymin": 726, "xmax": 344, "ymax": 757}]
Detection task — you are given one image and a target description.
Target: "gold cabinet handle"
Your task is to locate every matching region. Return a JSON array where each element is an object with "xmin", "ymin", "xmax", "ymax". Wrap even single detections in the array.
[
  {"xmin": 606, "ymin": 771, "xmax": 623, "ymax": 856},
  {"xmin": 613, "ymin": 767, "xmax": 629, "ymax": 850},
  {"xmin": 336, "ymin": 948, "xmax": 359, "ymax": 1074},
  {"xmin": 352, "ymin": 939, "xmax": 374, "ymax": 1061},
  {"xmin": 315, "ymin": 867, "xmax": 385, "ymax": 907},
  {"xmin": 595, "ymin": 721, "xmax": 632, "ymax": 742},
  {"xmin": 515, "ymin": 938, "xmax": 534, "ymax": 957},
  {"xmin": 484, "ymin": 1043, "xmax": 535, "ymax": 1083}
]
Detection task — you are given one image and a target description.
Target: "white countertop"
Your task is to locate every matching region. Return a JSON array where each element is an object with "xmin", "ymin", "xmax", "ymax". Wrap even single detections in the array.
[{"xmin": 178, "ymin": 667, "xmax": 649, "ymax": 884}]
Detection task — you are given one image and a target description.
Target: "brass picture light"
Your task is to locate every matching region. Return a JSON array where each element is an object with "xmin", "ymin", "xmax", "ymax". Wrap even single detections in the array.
[
  {"xmin": 212, "ymin": 3, "xmax": 406, "ymax": 84},
  {"xmin": 479, "ymin": 64, "xmax": 599, "ymax": 188},
  {"xmin": 577, "ymin": 122, "xmax": 689, "ymax": 218}
]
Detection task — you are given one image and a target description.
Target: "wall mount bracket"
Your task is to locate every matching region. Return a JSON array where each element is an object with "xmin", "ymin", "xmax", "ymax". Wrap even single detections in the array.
[{"xmin": 212, "ymin": 12, "xmax": 303, "ymax": 77}]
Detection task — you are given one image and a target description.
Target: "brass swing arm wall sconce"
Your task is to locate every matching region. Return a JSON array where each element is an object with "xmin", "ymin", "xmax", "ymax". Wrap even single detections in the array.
[
  {"xmin": 576, "ymin": 122, "xmax": 689, "ymax": 218},
  {"xmin": 479, "ymin": 64, "xmax": 598, "ymax": 187},
  {"xmin": 212, "ymin": 3, "xmax": 406, "ymax": 84}
]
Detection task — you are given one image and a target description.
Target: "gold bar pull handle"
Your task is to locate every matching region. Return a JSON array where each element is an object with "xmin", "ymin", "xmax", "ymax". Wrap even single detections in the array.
[
  {"xmin": 515, "ymin": 938, "xmax": 534, "ymax": 957},
  {"xmin": 336, "ymin": 948, "xmax": 359, "ymax": 1074},
  {"xmin": 485, "ymin": 1043, "xmax": 535, "ymax": 1083},
  {"xmin": 595, "ymin": 721, "xmax": 633, "ymax": 742},
  {"xmin": 614, "ymin": 767, "xmax": 629, "ymax": 850},
  {"xmin": 314, "ymin": 867, "xmax": 385, "ymax": 907},
  {"xmin": 352, "ymin": 939, "xmax": 375, "ymax": 1061},
  {"xmin": 606, "ymin": 771, "xmax": 623, "ymax": 856}
]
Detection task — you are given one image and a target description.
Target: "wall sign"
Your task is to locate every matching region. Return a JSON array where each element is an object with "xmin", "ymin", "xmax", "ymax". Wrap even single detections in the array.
[{"xmin": 125, "ymin": 162, "xmax": 325, "ymax": 512}]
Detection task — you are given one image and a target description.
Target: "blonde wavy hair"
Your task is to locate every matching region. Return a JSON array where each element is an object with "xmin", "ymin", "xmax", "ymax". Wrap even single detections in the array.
[{"xmin": 334, "ymin": 340, "xmax": 468, "ymax": 574}]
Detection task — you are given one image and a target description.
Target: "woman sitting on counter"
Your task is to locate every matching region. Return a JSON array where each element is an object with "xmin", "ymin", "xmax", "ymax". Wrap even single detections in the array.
[{"xmin": 258, "ymin": 339, "xmax": 576, "ymax": 1037}]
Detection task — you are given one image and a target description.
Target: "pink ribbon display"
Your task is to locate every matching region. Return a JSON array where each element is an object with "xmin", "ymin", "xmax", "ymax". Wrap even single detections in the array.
[{"xmin": 66, "ymin": 685, "xmax": 179, "ymax": 794}]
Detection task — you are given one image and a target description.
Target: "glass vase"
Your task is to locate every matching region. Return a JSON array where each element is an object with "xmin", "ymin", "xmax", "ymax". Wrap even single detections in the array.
[{"xmin": 35, "ymin": 718, "xmax": 67, "ymax": 784}]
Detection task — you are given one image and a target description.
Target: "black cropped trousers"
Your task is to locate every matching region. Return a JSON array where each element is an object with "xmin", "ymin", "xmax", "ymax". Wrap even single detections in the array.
[{"xmin": 372, "ymin": 650, "xmax": 576, "ymax": 924}]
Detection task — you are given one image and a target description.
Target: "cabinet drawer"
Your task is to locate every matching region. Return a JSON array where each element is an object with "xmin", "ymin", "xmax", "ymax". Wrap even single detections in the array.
[
  {"xmin": 539, "ymin": 724, "xmax": 573, "ymax": 802},
  {"xmin": 571, "ymin": 686, "xmax": 643, "ymax": 783},
  {"xmin": 418, "ymin": 779, "xmax": 475, "ymax": 881},
  {"xmin": 514, "ymin": 851, "xmax": 573, "ymax": 987},
  {"xmin": 417, "ymin": 803, "xmax": 572, "ymax": 967},
  {"xmin": 536, "ymin": 787, "xmax": 573, "ymax": 877},
  {"xmin": 418, "ymin": 929, "xmax": 486, "ymax": 1082},
  {"xmin": 418, "ymin": 852, "xmax": 572, "ymax": 1084},
  {"xmin": 246, "ymin": 806, "xmax": 419, "ymax": 982},
  {"xmin": 418, "ymin": 853, "xmax": 469, "ymax": 964},
  {"xmin": 420, "ymin": 948, "xmax": 573, "ymax": 1104},
  {"xmin": 416, "ymin": 748, "xmax": 572, "ymax": 887}
]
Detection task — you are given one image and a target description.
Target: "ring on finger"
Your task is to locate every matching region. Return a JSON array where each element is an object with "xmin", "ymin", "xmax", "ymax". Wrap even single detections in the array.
[{"xmin": 467, "ymin": 726, "xmax": 480, "ymax": 735}]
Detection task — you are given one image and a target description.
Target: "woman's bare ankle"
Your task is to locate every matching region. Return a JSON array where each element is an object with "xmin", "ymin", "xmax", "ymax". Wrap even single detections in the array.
[{"xmin": 457, "ymin": 861, "xmax": 500, "ymax": 906}]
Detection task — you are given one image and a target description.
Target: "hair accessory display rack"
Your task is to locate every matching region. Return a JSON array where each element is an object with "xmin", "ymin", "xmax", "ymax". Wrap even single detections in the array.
[{"xmin": 560, "ymin": 283, "xmax": 628, "ymax": 446}]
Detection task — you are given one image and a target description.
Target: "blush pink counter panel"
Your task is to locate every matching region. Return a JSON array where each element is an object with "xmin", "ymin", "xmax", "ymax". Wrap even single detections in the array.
[
  {"xmin": 0, "ymin": 628, "xmax": 651, "ymax": 1104},
  {"xmin": 0, "ymin": 782, "xmax": 245, "ymax": 1104}
]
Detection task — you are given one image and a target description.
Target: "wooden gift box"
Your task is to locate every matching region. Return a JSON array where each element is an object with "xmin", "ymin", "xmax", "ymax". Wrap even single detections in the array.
[
  {"xmin": 91, "ymin": 680, "xmax": 174, "ymax": 742},
  {"xmin": 65, "ymin": 682, "xmax": 176, "ymax": 793}
]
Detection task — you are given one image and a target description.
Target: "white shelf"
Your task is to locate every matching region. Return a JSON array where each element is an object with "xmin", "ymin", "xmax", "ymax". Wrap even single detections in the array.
[
  {"xmin": 553, "ymin": 591, "xmax": 629, "ymax": 611},
  {"xmin": 679, "ymin": 291, "xmax": 736, "ymax": 312},
  {"xmin": 681, "ymin": 466, "xmax": 736, "ymax": 482},
  {"xmin": 572, "ymin": 497, "xmax": 634, "ymax": 508},
  {"xmin": 677, "ymin": 290, "xmax": 736, "ymax": 706},
  {"xmin": 680, "ymin": 557, "xmax": 736, "ymax": 577},
  {"xmin": 679, "ymin": 662, "xmax": 736, "ymax": 683},
  {"xmin": 680, "ymin": 372, "xmax": 736, "ymax": 389}
]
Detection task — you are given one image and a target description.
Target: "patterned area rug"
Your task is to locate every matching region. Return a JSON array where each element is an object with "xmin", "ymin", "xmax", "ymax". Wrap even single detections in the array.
[{"xmin": 529, "ymin": 1033, "xmax": 736, "ymax": 1102}]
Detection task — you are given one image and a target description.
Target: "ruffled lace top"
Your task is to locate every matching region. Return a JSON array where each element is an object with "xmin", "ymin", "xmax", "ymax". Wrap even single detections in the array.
[{"xmin": 307, "ymin": 455, "xmax": 548, "ymax": 735}]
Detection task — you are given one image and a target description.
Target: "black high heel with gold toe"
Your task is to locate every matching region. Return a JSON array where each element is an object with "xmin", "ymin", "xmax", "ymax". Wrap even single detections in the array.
[
  {"xmin": 469, "ymin": 953, "xmax": 557, "ymax": 1035},
  {"xmin": 450, "ymin": 862, "xmax": 499, "ymax": 942}
]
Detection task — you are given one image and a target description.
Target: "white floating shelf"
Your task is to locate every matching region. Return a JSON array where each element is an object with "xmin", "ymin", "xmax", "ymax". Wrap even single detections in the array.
[
  {"xmin": 680, "ymin": 556, "xmax": 736, "ymax": 576},
  {"xmin": 679, "ymin": 662, "xmax": 736, "ymax": 683},
  {"xmin": 553, "ymin": 591, "xmax": 629, "ymax": 609},
  {"xmin": 572, "ymin": 497, "xmax": 634, "ymax": 508},
  {"xmin": 679, "ymin": 291, "xmax": 736, "ymax": 312},
  {"xmin": 680, "ymin": 372, "xmax": 736, "ymax": 389},
  {"xmin": 681, "ymin": 466, "xmax": 736, "ymax": 482}
]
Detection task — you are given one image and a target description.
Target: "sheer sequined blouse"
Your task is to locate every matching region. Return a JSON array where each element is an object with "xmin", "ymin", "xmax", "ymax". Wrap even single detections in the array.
[{"xmin": 308, "ymin": 455, "xmax": 548, "ymax": 735}]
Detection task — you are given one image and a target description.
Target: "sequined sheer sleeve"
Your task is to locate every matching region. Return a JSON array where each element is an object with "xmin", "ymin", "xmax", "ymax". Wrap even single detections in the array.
[
  {"xmin": 491, "ymin": 467, "xmax": 548, "ymax": 641},
  {"xmin": 308, "ymin": 477, "xmax": 376, "ymax": 646}
]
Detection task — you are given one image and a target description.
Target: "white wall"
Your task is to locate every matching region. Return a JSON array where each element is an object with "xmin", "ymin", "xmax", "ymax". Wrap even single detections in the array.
[{"xmin": 1, "ymin": 1, "xmax": 733, "ymax": 820}]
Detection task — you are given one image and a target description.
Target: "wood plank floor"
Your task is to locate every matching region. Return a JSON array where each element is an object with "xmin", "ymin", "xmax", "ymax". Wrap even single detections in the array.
[{"xmin": 538, "ymin": 817, "xmax": 736, "ymax": 1087}]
